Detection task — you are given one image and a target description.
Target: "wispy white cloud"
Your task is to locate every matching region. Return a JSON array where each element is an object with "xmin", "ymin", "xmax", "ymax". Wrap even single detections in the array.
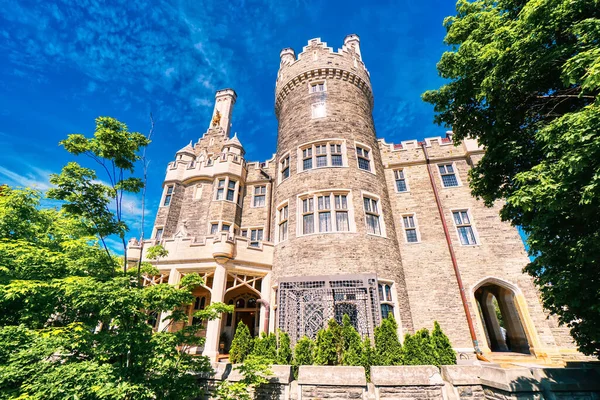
[{"xmin": 0, "ymin": 165, "xmax": 53, "ymax": 191}]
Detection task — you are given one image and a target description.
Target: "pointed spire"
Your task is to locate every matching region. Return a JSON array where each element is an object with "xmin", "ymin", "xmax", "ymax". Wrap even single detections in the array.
[
  {"xmin": 226, "ymin": 132, "xmax": 243, "ymax": 148},
  {"xmin": 176, "ymin": 140, "xmax": 194, "ymax": 155}
]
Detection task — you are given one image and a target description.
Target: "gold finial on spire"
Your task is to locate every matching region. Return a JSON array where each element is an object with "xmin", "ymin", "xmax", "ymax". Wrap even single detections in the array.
[{"xmin": 211, "ymin": 110, "xmax": 221, "ymax": 127}]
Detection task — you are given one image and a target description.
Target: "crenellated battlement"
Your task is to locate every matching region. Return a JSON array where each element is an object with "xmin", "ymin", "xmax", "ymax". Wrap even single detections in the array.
[{"xmin": 275, "ymin": 35, "xmax": 372, "ymax": 116}]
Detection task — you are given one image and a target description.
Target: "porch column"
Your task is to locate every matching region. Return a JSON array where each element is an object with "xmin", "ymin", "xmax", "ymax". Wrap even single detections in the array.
[
  {"xmin": 259, "ymin": 272, "xmax": 272, "ymax": 334},
  {"xmin": 203, "ymin": 264, "xmax": 227, "ymax": 361},
  {"xmin": 157, "ymin": 267, "xmax": 180, "ymax": 332}
]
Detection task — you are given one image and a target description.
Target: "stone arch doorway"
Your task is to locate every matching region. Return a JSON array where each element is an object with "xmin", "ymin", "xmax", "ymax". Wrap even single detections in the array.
[
  {"xmin": 474, "ymin": 279, "xmax": 530, "ymax": 354},
  {"xmin": 221, "ymin": 273, "xmax": 263, "ymax": 349}
]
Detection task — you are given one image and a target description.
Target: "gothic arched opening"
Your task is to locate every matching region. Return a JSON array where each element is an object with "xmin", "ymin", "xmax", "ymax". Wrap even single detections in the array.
[{"xmin": 475, "ymin": 282, "xmax": 530, "ymax": 354}]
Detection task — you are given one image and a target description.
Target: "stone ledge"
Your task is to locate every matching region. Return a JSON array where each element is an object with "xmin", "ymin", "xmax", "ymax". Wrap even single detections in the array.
[
  {"xmin": 297, "ymin": 366, "xmax": 366, "ymax": 386},
  {"xmin": 223, "ymin": 364, "xmax": 293, "ymax": 384},
  {"xmin": 370, "ymin": 365, "xmax": 444, "ymax": 386},
  {"xmin": 478, "ymin": 366, "xmax": 541, "ymax": 392}
]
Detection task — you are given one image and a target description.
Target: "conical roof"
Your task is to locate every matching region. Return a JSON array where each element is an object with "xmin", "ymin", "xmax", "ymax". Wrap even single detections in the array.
[
  {"xmin": 224, "ymin": 132, "xmax": 243, "ymax": 149},
  {"xmin": 176, "ymin": 140, "xmax": 195, "ymax": 155}
]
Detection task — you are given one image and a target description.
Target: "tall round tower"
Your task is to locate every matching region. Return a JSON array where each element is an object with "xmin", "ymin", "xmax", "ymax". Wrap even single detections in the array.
[{"xmin": 272, "ymin": 35, "xmax": 413, "ymax": 342}]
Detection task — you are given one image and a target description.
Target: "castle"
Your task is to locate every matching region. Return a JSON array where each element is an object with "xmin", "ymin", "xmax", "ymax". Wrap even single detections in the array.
[{"xmin": 129, "ymin": 35, "xmax": 580, "ymax": 364}]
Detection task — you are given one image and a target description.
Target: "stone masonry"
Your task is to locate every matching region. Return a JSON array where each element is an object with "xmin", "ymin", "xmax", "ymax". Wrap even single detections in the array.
[{"xmin": 129, "ymin": 34, "xmax": 583, "ymax": 363}]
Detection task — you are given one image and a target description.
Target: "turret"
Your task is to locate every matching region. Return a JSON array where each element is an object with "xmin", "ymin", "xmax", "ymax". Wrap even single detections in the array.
[
  {"xmin": 280, "ymin": 48, "xmax": 296, "ymax": 67},
  {"xmin": 342, "ymin": 33, "xmax": 361, "ymax": 58},
  {"xmin": 208, "ymin": 89, "xmax": 237, "ymax": 137}
]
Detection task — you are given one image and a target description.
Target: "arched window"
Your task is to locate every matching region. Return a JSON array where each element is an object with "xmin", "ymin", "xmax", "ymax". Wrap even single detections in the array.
[
  {"xmin": 378, "ymin": 282, "xmax": 394, "ymax": 320},
  {"xmin": 247, "ymin": 298, "xmax": 257, "ymax": 308},
  {"xmin": 235, "ymin": 298, "xmax": 245, "ymax": 309}
]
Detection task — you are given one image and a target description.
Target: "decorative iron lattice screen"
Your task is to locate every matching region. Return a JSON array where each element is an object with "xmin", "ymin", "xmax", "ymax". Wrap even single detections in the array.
[{"xmin": 277, "ymin": 274, "xmax": 381, "ymax": 344}]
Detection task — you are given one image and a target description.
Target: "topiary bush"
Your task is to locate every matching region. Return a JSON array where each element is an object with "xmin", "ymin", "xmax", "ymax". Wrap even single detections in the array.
[
  {"xmin": 276, "ymin": 329, "xmax": 292, "ymax": 365},
  {"xmin": 341, "ymin": 314, "xmax": 363, "ymax": 366},
  {"xmin": 431, "ymin": 321, "xmax": 456, "ymax": 366},
  {"xmin": 314, "ymin": 319, "xmax": 343, "ymax": 365},
  {"xmin": 374, "ymin": 315, "xmax": 402, "ymax": 365},
  {"xmin": 229, "ymin": 321, "xmax": 254, "ymax": 364}
]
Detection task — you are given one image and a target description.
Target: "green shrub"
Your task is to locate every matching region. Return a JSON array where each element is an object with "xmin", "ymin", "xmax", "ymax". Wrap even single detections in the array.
[
  {"xmin": 415, "ymin": 328, "xmax": 437, "ymax": 365},
  {"xmin": 341, "ymin": 314, "xmax": 363, "ymax": 366},
  {"xmin": 360, "ymin": 337, "xmax": 374, "ymax": 381},
  {"xmin": 401, "ymin": 328, "xmax": 437, "ymax": 365},
  {"xmin": 229, "ymin": 321, "xmax": 254, "ymax": 364},
  {"xmin": 252, "ymin": 332, "xmax": 277, "ymax": 362},
  {"xmin": 431, "ymin": 321, "xmax": 456, "ymax": 366},
  {"xmin": 374, "ymin": 315, "xmax": 402, "ymax": 365},
  {"xmin": 276, "ymin": 329, "xmax": 292, "ymax": 365},
  {"xmin": 314, "ymin": 319, "xmax": 343, "ymax": 365},
  {"xmin": 293, "ymin": 336, "xmax": 314, "ymax": 379}
]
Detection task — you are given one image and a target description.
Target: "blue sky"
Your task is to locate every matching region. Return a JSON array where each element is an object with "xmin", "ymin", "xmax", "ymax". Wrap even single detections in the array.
[{"xmin": 0, "ymin": 0, "xmax": 458, "ymax": 247}]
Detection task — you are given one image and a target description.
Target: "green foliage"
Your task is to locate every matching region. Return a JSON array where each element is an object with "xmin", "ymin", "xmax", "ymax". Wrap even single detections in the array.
[
  {"xmin": 374, "ymin": 315, "xmax": 402, "ymax": 365},
  {"xmin": 276, "ymin": 329, "xmax": 292, "ymax": 365},
  {"xmin": 0, "ymin": 185, "xmax": 232, "ymax": 399},
  {"xmin": 314, "ymin": 319, "xmax": 342, "ymax": 365},
  {"xmin": 360, "ymin": 337, "xmax": 374, "ymax": 381},
  {"xmin": 229, "ymin": 321, "xmax": 254, "ymax": 364},
  {"xmin": 423, "ymin": 0, "xmax": 600, "ymax": 356},
  {"xmin": 341, "ymin": 314, "xmax": 363, "ymax": 366},
  {"xmin": 400, "ymin": 333, "xmax": 424, "ymax": 366},
  {"xmin": 215, "ymin": 355, "xmax": 272, "ymax": 400},
  {"xmin": 146, "ymin": 244, "xmax": 169, "ymax": 261},
  {"xmin": 252, "ymin": 332, "xmax": 277, "ymax": 362},
  {"xmin": 431, "ymin": 321, "xmax": 457, "ymax": 366},
  {"xmin": 292, "ymin": 336, "xmax": 315, "ymax": 378}
]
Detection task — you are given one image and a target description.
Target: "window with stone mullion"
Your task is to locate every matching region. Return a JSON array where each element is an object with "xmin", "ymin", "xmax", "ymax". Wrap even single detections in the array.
[
  {"xmin": 302, "ymin": 197, "xmax": 315, "ymax": 234},
  {"xmin": 317, "ymin": 195, "xmax": 332, "ymax": 232},
  {"xmin": 278, "ymin": 204, "xmax": 288, "ymax": 241},
  {"xmin": 363, "ymin": 197, "xmax": 381, "ymax": 235}
]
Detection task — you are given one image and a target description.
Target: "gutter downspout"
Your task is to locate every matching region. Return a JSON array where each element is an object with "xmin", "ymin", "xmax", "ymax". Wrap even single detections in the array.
[
  {"xmin": 421, "ymin": 142, "xmax": 483, "ymax": 357},
  {"xmin": 260, "ymin": 168, "xmax": 274, "ymax": 242}
]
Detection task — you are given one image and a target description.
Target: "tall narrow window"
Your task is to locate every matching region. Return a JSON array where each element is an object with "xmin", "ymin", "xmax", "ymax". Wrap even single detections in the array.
[
  {"xmin": 216, "ymin": 179, "xmax": 225, "ymax": 200},
  {"xmin": 378, "ymin": 282, "xmax": 394, "ymax": 319},
  {"xmin": 281, "ymin": 156, "xmax": 290, "ymax": 181},
  {"xmin": 316, "ymin": 145, "xmax": 327, "ymax": 168},
  {"xmin": 278, "ymin": 204, "xmax": 288, "ymax": 242},
  {"xmin": 302, "ymin": 197, "xmax": 314, "ymax": 234},
  {"xmin": 253, "ymin": 186, "xmax": 266, "ymax": 207},
  {"xmin": 163, "ymin": 186, "xmax": 174, "ymax": 206},
  {"xmin": 363, "ymin": 196, "xmax": 381, "ymax": 235},
  {"xmin": 227, "ymin": 180, "xmax": 236, "ymax": 201},
  {"xmin": 356, "ymin": 146, "xmax": 371, "ymax": 172},
  {"xmin": 155, "ymin": 228, "xmax": 163, "ymax": 241},
  {"xmin": 317, "ymin": 195, "xmax": 332, "ymax": 232},
  {"xmin": 302, "ymin": 148, "xmax": 313, "ymax": 170},
  {"xmin": 402, "ymin": 215, "xmax": 419, "ymax": 243},
  {"xmin": 210, "ymin": 223, "xmax": 219, "ymax": 235},
  {"xmin": 453, "ymin": 210, "xmax": 477, "ymax": 245},
  {"xmin": 394, "ymin": 169, "xmax": 408, "ymax": 192},
  {"xmin": 250, "ymin": 228, "xmax": 263, "ymax": 247},
  {"xmin": 334, "ymin": 194, "xmax": 349, "ymax": 231},
  {"xmin": 331, "ymin": 144, "xmax": 343, "ymax": 166},
  {"xmin": 439, "ymin": 164, "xmax": 459, "ymax": 187}
]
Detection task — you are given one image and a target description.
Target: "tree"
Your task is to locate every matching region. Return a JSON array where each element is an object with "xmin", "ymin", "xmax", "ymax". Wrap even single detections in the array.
[
  {"xmin": 252, "ymin": 332, "xmax": 277, "ymax": 362},
  {"xmin": 0, "ymin": 187, "xmax": 232, "ymax": 399},
  {"xmin": 423, "ymin": 0, "xmax": 600, "ymax": 356},
  {"xmin": 47, "ymin": 116, "xmax": 150, "ymax": 273},
  {"xmin": 314, "ymin": 319, "xmax": 342, "ymax": 365},
  {"xmin": 292, "ymin": 337, "xmax": 315, "ymax": 379},
  {"xmin": 341, "ymin": 314, "xmax": 363, "ymax": 366},
  {"xmin": 215, "ymin": 355, "xmax": 272, "ymax": 400},
  {"xmin": 431, "ymin": 321, "xmax": 457, "ymax": 366},
  {"xmin": 360, "ymin": 337, "xmax": 374, "ymax": 381},
  {"xmin": 373, "ymin": 315, "xmax": 402, "ymax": 365},
  {"xmin": 276, "ymin": 329, "xmax": 292, "ymax": 365},
  {"xmin": 229, "ymin": 321, "xmax": 254, "ymax": 364}
]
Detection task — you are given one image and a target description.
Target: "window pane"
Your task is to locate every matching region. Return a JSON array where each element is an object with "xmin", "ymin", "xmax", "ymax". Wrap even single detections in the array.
[
  {"xmin": 303, "ymin": 158, "xmax": 313, "ymax": 170},
  {"xmin": 385, "ymin": 286, "xmax": 392, "ymax": 302},
  {"xmin": 254, "ymin": 195, "xmax": 265, "ymax": 207},
  {"xmin": 381, "ymin": 304, "xmax": 393, "ymax": 320},
  {"xmin": 155, "ymin": 228, "xmax": 163, "ymax": 240},
  {"xmin": 458, "ymin": 226, "xmax": 476, "ymax": 245},
  {"xmin": 282, "ymin": 167, "xmax": 289, "ymax": 179},
  {"xmin": 211, "ymin": 224, "xmax": 218, "ymax": 235},
  {"xmin": 442, "ymin": 174, "xmax": 458, "ymax": 187},
  {"xmin": 218, "ymin": 179, "xmax": 225, "ymax": 188},
  {"xmin": 316, "ymin": 155, "xmax": 327, "ymax": 167},
  {"xmin": 163, "ymin": 195, "xmax": 172, "ymax": 206},
  {"xmin": 331, "ymin": 154, "xmax": 343, "ymax": 166},
  {"xmin": 396, "ymin": 179, "xmax": 407, "ymax": 192},
  {"xmin": 222, "ymin": 224, "xmax": 230, "ymax": 232},
  {"xmin": 336, "ymin": 211, "xmax": 349, "ymax": 231},
  {"xmin": 363, "ymin": 197, "xmax": 370, "ymax": 212},
  {"xmin": 358, "ymin": 157, "xmax": 371, "ymax": 171},
  {"xmin": 228, "ymin": 180, "xmax": 236, "ymax": 189},
  {"xmin": 438, "ymin": 165, "xmax": 446, "ymax": 174},
  {"xmin": 366, "ymin": 214, "xmax": 381, "ymax": 235},
  {"xmin": 406, "ymin": 229, "xmax": 418, "ymax": 243},
  {"xmin": 303, "ymin": 214, "xmax": 314, "ymax": 234},
  {"xmin": 216, "ymin": 188, "xmax": 224, "ymax": 200},
  {"xmin": 453, "ymin": 211, "xmax": 462, "ymax": 225},
  {"xmin": 227, "ymin": 189, "xmax": 235, "ymax": 201},
  {"xmin": 378, "ymin": 284, "xmax": 384, "ymax": 301},
  {"xmin": 279, "ymin": 221, "xmax": 288, "ymax": 241},
  {"xmin": 461, "ymin": 211, "xmax": 470, "ymax": 224},
  {"xmin": 446, "ymin": 164, "xmax": 454, "ymax": 173},
  {"xmin": 319, "ymin": 212, "xmax": 331, "ymax": 232}
]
